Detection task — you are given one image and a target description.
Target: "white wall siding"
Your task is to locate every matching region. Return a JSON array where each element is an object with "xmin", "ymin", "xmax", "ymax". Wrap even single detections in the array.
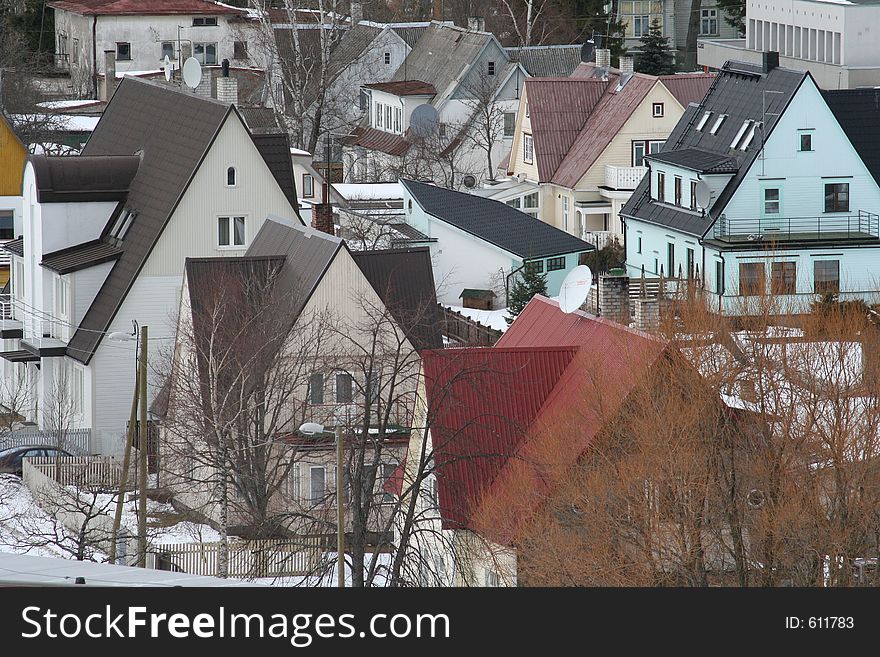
[{"xmin": 71, "ymin": 261, "xmax": 114, "ymax": 326}]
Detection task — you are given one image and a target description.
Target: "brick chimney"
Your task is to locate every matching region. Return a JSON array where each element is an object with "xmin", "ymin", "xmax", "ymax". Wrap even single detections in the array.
[
  {"xmin": 468, "ymin": 16, "xmax": 485, "ymax": 32},
  {"xmin": 351, "ymin": 1, "xmax": 363, "ymax": 23},
  {"xmin": 598, "ymin": 273, "xmax": 630, "ymax": 326},
  {"xmin": 312, "ymin": 203, "xmax": 335, "ymax": 235},
  {"xmin": 103, "ymin": 50, "xmax": 116, "ymax": 101},
  {"xmin": 215, "ymin": 61, "xmax": 238, "ymax": 105},
  {"xmin": 595, "ymin": 48, "xmax": 611, "ymax": 68},
  {"xmin": 432, "ymin": 0, "xmax": 442, "ymax": 20},
  {"xmin": 619, "ymin": 55, "xmax": 634, "ymax": 75}
]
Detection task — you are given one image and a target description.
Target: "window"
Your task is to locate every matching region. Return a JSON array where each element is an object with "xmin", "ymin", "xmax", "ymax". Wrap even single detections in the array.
[
  {"xmin": 0, "ymin": 210, "xmax": 13, "ymax": 240},
  {"xmin": 381, "ymin": 463, "xmax": 396, "ymax": 504},
  {"xmin": 503, "ymin": 112, "xmax": 515, "ymax": 137},
  {"xmin": 54, "ymin": 276, "xmax": 69, "ymax": 320},
  {"xmin": 506, "ymin": 197, "xmax": 521, "ymax": 209},
  {"xmin": 523, "ymin": 192, "xmax": 539, "ymax": 210},
  {"xmin": 730, "ymin": 120, "xmax": 752, "ymax": 149},
  {"xmin": 700, "ymin": 8, "xmax": 718, "ymax": 35},
  {"xmin": 715, "ymin": 260, "xmax": 725, "ymax": 294},
  {"xmin": 763, "ymin": 188, "xmax": 780, "ymax": 215},
  {"xmin": 652, "ymin": 102, "xmax": 664, "ymax": 118},
  {"xmin": 439, "ymin": 123, "xmax": 447, "ymax": 138},
  {"xmin": 633, "ymin": 141, "xmax": 646, "ymax": 167},
  {"xmin": 824, "ymin": 182, "xmax": 849, "ymax": 213},
  {"xmin": 366, "ymin": 370, "xmax": 380, "ymax": 406},
  {"xmin": 709, "ymin": 114, "xmax": 728, "ymax": 134},
  {"xmin": 393, "ymin": 106, "xmax": 401, "ymax": 133},
  {"xmin": 194, "ymin": 42, "xmax": 217, "ymax": 65},
  {"xmin": 287, "ymin": 464, "xmax": 301, "ymax": 500},
  {"xmin": 375, "ymin": 102, "xmax": 383, "ymax": 128},
  {"xmin": 666, "ymin": 242, "xmax": 674, "ymax": 277},
  {"xmin": 739, "ymin": 262, "xmax": 765, "ymax": 296},
  {"xmin": 656, "ymin": 172, "xmax": 665, "ymax": 202},
  {"xmin": 686, "ymin": 247, "xmax": 695, "ymax": 278},
  {"xmin": 800, "ymin": 133, "xmax": 813, "ymax": 152},
  {"xmin": 108, "ymin": 209, "xmax": 136, "ymax": 241},
  {"xmin": 359, "ymin": 89, "xmax": 368, "ymax": 111},
  {"xmin": 637, "ymin": 236, "xmax": 642, "ymax": 254},
  {"xmin": 302, "ymin": 173, "xmax": 314, "ymax": 198},
  {"xmin": 310, "ymin": 466, "xmax": 326, "ymax": 503},
  {"xmin": 674, "ymin": 176, "xmax": 682, "ymax": 206},
  {"xmin": 116, "ymin": 42, "xmax": 131, "ymax": 61},
  {"xmin": 71, "ymin": 365, "xmax": 83, "ymax": 415},
  {"xmin": 771, "ymin": 261, "xmax": 797, "ymax": 295},
  {"xmin": 385, "ymin": 105, "xmax": 392, "ymax": 130},
  {"xmin": 525, "ymin": 103, "xmax": 529, "ymax": 118},
  {"xmin": 547, "ymin": 256, "xmax": 566, "ymax": 271},
  {"xmin": 226, "ymin": 166, "xmax": 236, "ymax": 187},
  {"xmin": 72, "ymin": 37, "xmax": 79, "ymax": 64},
  {"xmin": 161, "ymin": 41, "xmax": 175, "ymax": 61},
  {"xmin": 633, "ymin": 15, "xmax": 651, "ymax": 37},
  {"xmin": 696, "ymin": 111, "xmax": 712, "ymax": 131},
  {"xmin": 336, "ymin": 373, "xmax": 353, "ymax": 403},
  {"xmin": 814, "ymin": 260, "xmax": 840, "ymax": 294},
  {"xmin": 233, "ymin": 40, "xmax": 247, "ymax": 59},
  {"xmin": 690, "ymin": 180, "xmax": 698, "ymax": 210},
  {"xmin": 217, "ymin": 215, "xmax": 246, "ymax": 247},
  {"xmin": 739, "ymin": 121, "xmax": 760, "ymax": 150},
  {"xmin": 14, "ymin": 261, "xmax": 24, "ymax": 300},
  {"xmin": 562, "ymin": 196, "xmax": 569, "ymax": 232},
  {"xmin": 309, "ymin": 373, "xmax": 324, "ymax": 405},
  {"xmin": 488, "ymin": 60, "xmax": 496, "ymax": 76},
  {"xmin": 384, "ymin": 52, "xmax": 391, "ymax": 65},
  {"xmin": 485, "ymin": 570, "xmax": 502, "ymax": 587},
  {"xmin": 525, "ymin": 259, "xmax": 543, "ymax": 274},
  {"xmin": 192, "ymin": 16, "xmax": 218, "ymax": 26},
  {"xmin": 523, "ymin": 133, "xmax": 534, "ymax": 164}
]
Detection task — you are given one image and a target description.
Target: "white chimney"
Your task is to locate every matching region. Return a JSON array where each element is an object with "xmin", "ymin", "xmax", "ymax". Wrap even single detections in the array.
[
  {"xmin": 619, "ymin": 55, "xmax": 634, "ymax": 75},
  {"xmin": 595, "ymin": 48, "xmax": 611, "ymax": 68},
  {"xmin": 216, "ymin": 76, "xmax": 238, "ymax": 105},
  {"xmin": 351, "ymin": 1, "xmax": 363, "ymax": 24},
  {"xmin": 468, "ymin": 16, "xmax": 486, "ymax": 32},
  {"xmin": 103, "ymin": 49, "xmax": 116, "ymax": 101}
]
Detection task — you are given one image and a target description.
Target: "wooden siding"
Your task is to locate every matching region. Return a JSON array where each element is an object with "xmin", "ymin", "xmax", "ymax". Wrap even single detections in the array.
[{"xmin": 0, "ymin": 116, "xmax": 26, "ymax": 197}]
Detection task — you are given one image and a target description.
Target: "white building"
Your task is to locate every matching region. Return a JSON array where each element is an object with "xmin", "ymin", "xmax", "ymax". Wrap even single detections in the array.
[{"xmin": 1, "ymin": 77, "xmax": 300, "ymax": 452}]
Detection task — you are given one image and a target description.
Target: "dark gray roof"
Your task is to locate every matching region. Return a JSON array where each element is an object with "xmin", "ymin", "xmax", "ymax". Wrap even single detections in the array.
[
  {"xmin": 647, "ymin": 148, "xmax": 739, "ymax": 173},
  {"xmin": 41, "ymin": 239, "xmax": 123, "ymax": 274},
  {"xmin": 400, "ymin": 179, "xmax": 593, "ymax": 259},
  {"xmin": 238, "ymin": 106, "xmax": 281, "ymax": 133},
  {"xmin": 505, "ymin": 45, "xmax": 583, "ymax": 77},
  {"xmin": 4, "ymin": 237, "xmax": 24, "ymax": 257},
  {"xmin": 621, "ymin": 62, "xmax": 806, "ymax": 237},
  {"xmin": 251, "ymin": 132, "xmax": 299, "ymax": 210},
  {"xmin": 297, "ymin": 23, "xmax": 378, "ymax": 108},
  {"xmin": 351, "ymin": 247, "xmax": 442, "ymax": 350},
  {"xmin": 31, "ymin": 154, "xmax": 140, "ymax": 203},
  {"xmin": 822, "ymin": 88, "xmax": 880, "ymax": 187},
  {"xmin": 391, "ymin": 25, "xmax": 428, "ymax": 48}
]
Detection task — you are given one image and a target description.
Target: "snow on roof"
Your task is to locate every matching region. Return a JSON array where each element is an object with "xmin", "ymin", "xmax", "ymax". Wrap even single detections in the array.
[
  {"xmin": 37, "ymin": 99, "xmax": 103, "ymax": 109},
  {"xmin": 333, "ymin": 182, "xmax": 402, "ymax": 201},
  {"xmin": 290, "ymin": 147, "xmax": 312, "ymax": 156},
  {"xmin": 115, "ymin": 69, "xmax": 163, "ymax": 79},
  {"xmin": 444, "ymin": 304, "xmax": 509, "ymax": 332}
]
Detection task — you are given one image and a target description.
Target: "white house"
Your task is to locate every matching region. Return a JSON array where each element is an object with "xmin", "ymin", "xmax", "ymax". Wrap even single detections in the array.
[{"xmin": 1, "ymin": 77, "xmax": 300, "ymax": 452}]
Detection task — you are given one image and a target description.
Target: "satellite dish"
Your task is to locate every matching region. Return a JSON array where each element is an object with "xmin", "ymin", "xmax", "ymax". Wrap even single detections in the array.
[
  {"xmin": 462, "ymin": 174, "xmax": 476, "ymax": 188},
  {"xmin": 182, "ymin": 57, "xmax": 202, "ymax": 90},
  {"xmin": 410, "ymin": 103, "xmax": 439, "ymax": 139},
  {"xmin": 558, "ymin": 264, "xmax": 593, "ymax": 314},
  {"xmin": 163, "ymin": 55, "xmax": 172, "ymax": 82},
  {"xmin": 694, "ymin": 179, "xmax": 712, "ymax": 210}
]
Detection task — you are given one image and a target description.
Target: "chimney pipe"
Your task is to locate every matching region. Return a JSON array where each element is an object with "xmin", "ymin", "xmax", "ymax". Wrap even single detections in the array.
[
  {"xmin": 762, "ymin": 50, "xmax": 779, "ymax": 73},
  {"xmin": 312, "ymin": 203, "xmax": 335, "ymax": 236},
  {"xmin": 432, "ymin": 0, "xmax": 442, "ymax": 21},
  {"xmin": 351, "ymin": 1, "xmax": 363, "ymax": 24},
  {"xmin": 619, "ymin": 55, "xmax": 634, "ymax": 75},
  {"xmin": 216, "ymin": 75, "xmax": 238, "ymax": 105},
  {"xmin": 468, "ymin": 16, "xmax": 485, "ymax": 32},
  {"xmin": 595, "ymin": 48, "xmax": 611, "ymax": 69},
  {"xmin": 103, "ymin": 49, "xmax": 116, "ymax": 101}
]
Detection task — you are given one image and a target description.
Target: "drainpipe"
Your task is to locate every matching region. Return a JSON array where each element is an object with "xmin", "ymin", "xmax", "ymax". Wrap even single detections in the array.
[
  {"xmin": 505, "ymin": 262, "xmax": 526, "ymax": 307},
  {"xmin": 92, "ymin": 16, "xmax": 98, "ymax": 99}
]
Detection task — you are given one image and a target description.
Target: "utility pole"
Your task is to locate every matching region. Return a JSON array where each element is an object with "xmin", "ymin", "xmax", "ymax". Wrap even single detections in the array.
[
  {"xmin": 137, "ymin": 325, "xmax": 148, "ymax": 567},
  {"xmin": 336, "ymin": 424, "xmax": 345, "ymax": 588},
  {"xmin": 108, "ymin": 372, "xmax": 139, "ymax": 564}
]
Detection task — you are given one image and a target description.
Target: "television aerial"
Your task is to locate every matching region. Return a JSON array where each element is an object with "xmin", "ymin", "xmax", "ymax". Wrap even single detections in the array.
[
  {"xmin": 694, "ymin": 179, "xmax": 713, "ymax": 211},
  {"xmin": 558, "ymin": 264, "xmax": 593, "ymax": 314},
  {"xmin": 163, "ymin": 55, "xmax": 173, "ymax": 82},
  {"xmin": 409, "ymin": 103, "xmax": 439, "ymax": 139},
  {"xmin": 182, "ymin": 56, "xmax": 202, "ymax": 91}
]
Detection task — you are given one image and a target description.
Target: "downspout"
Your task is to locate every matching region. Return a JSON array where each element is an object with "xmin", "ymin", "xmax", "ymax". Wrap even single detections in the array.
[
  {"xmin": 505, "ymin": 262, "xmax": 526, "ymax": 307},
  {"xmin": 92, "ymin": 15, "xmax": 98, "ymax": 99}
]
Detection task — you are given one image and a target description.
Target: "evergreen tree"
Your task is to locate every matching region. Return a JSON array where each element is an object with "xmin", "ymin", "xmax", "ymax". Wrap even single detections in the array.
[
  {"xmin": 506, "ymin": 262, "xmax": 548, "ymax": 325},
  {"xmin": 636, "ymin": 19, "xmax": 675, "ymax": 76}
]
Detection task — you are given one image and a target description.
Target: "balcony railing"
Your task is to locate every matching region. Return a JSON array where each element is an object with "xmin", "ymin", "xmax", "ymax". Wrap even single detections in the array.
[
  {"xmin": 712, "ymin": 211, "xmax": 880, "ymax": 243},
  {"xmin": 605, "ymin": 165, "xmax": 647, "ymax": 190},
  {"xmin": 54, "ymin": 53, "xmax": 70, "ymax": 71},
  {"xmin": 582, "ymin": 230, "xmax": 620, "ymax": 251}
]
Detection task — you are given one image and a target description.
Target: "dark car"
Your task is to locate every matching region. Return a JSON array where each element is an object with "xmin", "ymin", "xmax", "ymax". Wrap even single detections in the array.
[{"xmin": 0, "ymin": 445, "xmax": 73, "ymax": 476}]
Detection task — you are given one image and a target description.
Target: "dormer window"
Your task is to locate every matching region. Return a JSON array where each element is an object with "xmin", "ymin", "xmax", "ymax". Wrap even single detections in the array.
[
  {"xmin": 709, "ymin": 114, "xmax": 728, "ymax": 134},
  {"xmin": 226, "ymin": 166, "xmax": 237, "ymax": 187},
  {"xmin": 695, "ymin": 111, "xmax": 712, "ymax": 131}
]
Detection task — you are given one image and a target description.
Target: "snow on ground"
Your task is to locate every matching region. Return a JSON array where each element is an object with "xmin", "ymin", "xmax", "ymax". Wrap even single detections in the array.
[
  {"xmin": 37, "ymin": 99, "xmax": 102, "ymax": 110},
  {"xmin": 445, "ymin": 304, "xmax": 510, "ymax": 332},
  {"xmin": 333, "ymin": 182, "xmax": 402, "ymax": 201}
]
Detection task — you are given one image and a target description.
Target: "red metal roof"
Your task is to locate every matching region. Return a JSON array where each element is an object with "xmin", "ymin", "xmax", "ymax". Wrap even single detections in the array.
[
  {"xmin": 49, "ymin": 0, "xmax": 244, "ymax": 16},
  {"xmin": 365, "ymin": 80, "xmax": 436, "ymax": 96},
  {"xmin": 659, "ymin": 73, "xmax": 716, "ymax": 109},
  {"xmin": 423, "ymin": 346, "xmax": 579, "ymax": 530}
]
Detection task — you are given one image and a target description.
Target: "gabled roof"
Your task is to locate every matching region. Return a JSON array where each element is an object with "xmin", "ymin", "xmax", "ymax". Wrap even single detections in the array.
[
  {"xmin": 250, "ymin": 132, "xmax": 299, "ymax": 210},
  {"xmin": 647, "ymin": 148, "xmax": 738, "ymax": 173},
  {"xmin": 506, "ymin": 45, "xmax": 583, "ymax": 78},
  {"xmin": 364, "ymin": 80, "xmax": 436, "ymax": 96},
  {"xmin": 64, "ymin": 77, "xmax": 299, "ymax": 365},
  {"xmin": 351, "ymin": 247, "xmax": 443, "ymax": 350},
  {"xmin": 48, "ymin": 0, "xmax": 245, "ymax": 16},
  {"xmin": 621, "ymin": 61, "xmax": 807, "ymax": 238},
  {"xmin": 41, "ymin": 240, "xmax": 123, "ymax": 275},
  {"xmin": 822, "ymin": 88, "xmax": 880, "ymax": 188},
  {"xmin": 400, "ymin": 178, "xmax": 593, "ymax": 259},
  {"xmin": 523, "ymin": 77, "xmax": 608, "ymax": 182},
  {"xmin": 31, "ymin": 154, "xmax": 140, "ymax": 203},
  {"xmin": 424, "ymin": 346, "xmax": 579, "ymax": 530}
]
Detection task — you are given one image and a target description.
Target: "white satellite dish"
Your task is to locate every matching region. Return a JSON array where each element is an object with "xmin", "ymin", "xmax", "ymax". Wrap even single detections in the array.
[
  {"xmin": 182, "ymin": 56, "xmax": 202, "ymax": 90},
  {"xmin": 163, "ymin": 55, "xmax": 172, "ymax": 82},
  {"xmin": 694, "ymin": 179, "xmax": 712, "ymax": 210},
  {"xmin": 410, "ymin": 103, "xmax": 439, "ymax": 139},
  {"xmin": 558, "ymin": 264, "xmax": 593, "ymax": 314}
]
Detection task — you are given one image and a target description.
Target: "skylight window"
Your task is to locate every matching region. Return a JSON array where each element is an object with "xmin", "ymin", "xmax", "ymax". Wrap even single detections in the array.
[
  {"xmin": 695, "ymin": 111, "xmax": 712, "ymax": 131},
  {"xmin": 109, "ymin": 209, "xmax": 136, "ymax": 241},
  {"xmin": 709, "ymin": 114, "xmax": 728, "ymax": 135},
  {"xmin": 739, "ymin": 121, "xmax": 761, "ymax": 150},
  {"xmin": 730, "ymin": 120, "xmax": 752, "ymax": 149}
]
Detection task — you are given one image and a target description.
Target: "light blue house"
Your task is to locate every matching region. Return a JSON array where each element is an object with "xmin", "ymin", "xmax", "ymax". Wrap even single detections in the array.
[
  {"xmin": 621, "ymin": 54, "xmax": 880, "ymax": 316},
  {"xmin": 399, "ymin": 178, "xmax": 594, "ymax": 307}
]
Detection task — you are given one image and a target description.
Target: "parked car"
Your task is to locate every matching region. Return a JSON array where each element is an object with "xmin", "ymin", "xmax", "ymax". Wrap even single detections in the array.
[{"xmin": 0, "ymin": 445, "xmax": 73, "ymax": 476}]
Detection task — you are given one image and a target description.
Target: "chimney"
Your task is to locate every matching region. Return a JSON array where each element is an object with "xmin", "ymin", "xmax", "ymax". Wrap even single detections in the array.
[
  {"xmin": 432, "ymin": 0, "xmax": 442, "ymax": 20},
  {"xmin": 762, "ymin": 50, "xmax": 779, "ymax": 73},
  {"xmin": 619, "ymin": 55, "xmax": 634, "ymax": 75},
  {"xmin": 103, "ymin": 49, "xmax": 116, "ymax": 101},
  {"xmin": 216, "ymin": 76, "xmax": 238, "ymax": 105},
  {"xmin": 312, "ymin": 203, "xmax": 335, "ymax": 236},
  {"xmin": 580, "ymin": 40, "xmax": 595, "ymax": 63},
  {"xmin": 468, "ymin": 16, "xmax": 485, "ymax": 32},
  {"xmin": 351, "ymin": 1, "xmax": 363, "ymax": 24},
  {"xmin": 595, "ymin": 48, "xmax": 611, "ymax": 69},
  {"xmin": 598, "ymin": 272, "xmax": 630, "ymax": 326}
]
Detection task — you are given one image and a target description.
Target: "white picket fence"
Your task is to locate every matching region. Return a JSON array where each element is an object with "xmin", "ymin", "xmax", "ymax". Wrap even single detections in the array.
[
  {"xmin": 25, "ymin": 455, "xmax": 135, "ymax": 490},
  {"xmin": 153, "ymin": 538, "xmax": 324, "ymax": 578}
]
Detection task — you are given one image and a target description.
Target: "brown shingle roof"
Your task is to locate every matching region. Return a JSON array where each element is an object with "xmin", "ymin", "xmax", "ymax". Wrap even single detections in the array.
[
  {"xmin": 364, "ymin": 80, "xmax": 436, "ymax": 96},
  {"xmin": 343, "ymin": 126, "xmax": 410, "ymax": 156},
  {"xmin": 659, "ymin": 73, "xmax": 716, "ymax": 108},
  {"xmin": 48, "ymin": 0, "xmax": 245, "ymax": 15},
  {"xmin": 41, "ymin": 240, "xmax": 123, "ymax": 275},
  {"xmin": 31, "ymin": 154, "xmax": 140, "ymax": 203}
]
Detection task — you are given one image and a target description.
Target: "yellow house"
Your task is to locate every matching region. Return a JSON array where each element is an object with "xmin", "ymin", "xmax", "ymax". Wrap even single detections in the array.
[
  {"xmin": 0, "ymin": 113, "xmax": 27, "ymax": 286},
  {"xmin": 499, "ymin": 53, "xmax": 713, "ymax": 250}
]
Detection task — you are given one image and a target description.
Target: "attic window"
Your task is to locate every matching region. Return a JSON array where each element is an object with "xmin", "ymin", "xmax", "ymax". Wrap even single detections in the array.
[
  {"xmin": 109, "ymin": 209, "xmax": 136, "ymax": 241},
  {"xmin": 739, "ymin": 121, "xmax": 761, "ymax": 150},
  {"xmin": 695, "ymin": 111, "xmax": 712, "ymax": 131},
  {"xmin": 192, "ymin": 17, "xmax": 218, "ymax": 26},
  {"xmin": 730, "ymin": 120, "xmax": 752, "ymax": 149},
  {"xmin": 709, "ymin": 114, "xmax": 728, "ymax": 135},
  {"xmin": 488, "ymin": 61, "xmax": 496, "ymax": 76},
  {"xmin": 384, "ymin": 52, "xmax": 391, "ymax": 65},
  {"xmin": 226, "ymin": 166, "xmax": 237, "ymax": 187}
]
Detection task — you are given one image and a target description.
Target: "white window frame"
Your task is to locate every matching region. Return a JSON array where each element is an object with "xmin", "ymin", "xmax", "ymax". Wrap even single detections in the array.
[
  {"xmin": 217, "ymin": 214, "xmax": 247, "ymax": 248},
  {"xmin": 287, "ymin": 463, "xmax": 301, "ymax": 500},
  {"xmin": 193, "ymin": 42, "xmax": 218, "ymax": 65},
  {"xmin": 302, "ymin": 173, "xmax": 314, "ymax": 198},
  {"xmin": 116, "ymin": 42, "xmax": 131, "ymax": 61},
  {"xmin": 384, "ymin": 52, "xmax": 391, "ymax": 65},
  {"xmin": 54, "ymin": 275, "xmax": 69, "ymax": 322},
  {"xmin": 14, "ymin": 260, "xmax": 25, "ymax": 301},
  {"xmin": 652, "ymin": 102, "xmax": 664, "ymax": 118},
  {"xmin": 225, "ymin": 166, "xmax": 237, "ymax": 187},
  {"xmin": 700, "ymin": 8, "xmax": 718, "ymax": 36},
  {"xmin": 376, "ymin": 102, "xmax": 383, "ymax": 128},
  {"xmin": 161, "ymin": 41, "xmax": 174, "ymax": 61},
  {"xmin": 310, "ymin": 466, "xmax": 326, "ymax": 503},
  {"xmin": 523, "ymin": 133, "xmax": 534, "ymax": 164},
  {"xmin": 562, "ymin": 196, "xmax": 570, "ymax": 232},
  {"xmin": 393, "ymin": 106, "xmax": 401, "ymax": 133}
]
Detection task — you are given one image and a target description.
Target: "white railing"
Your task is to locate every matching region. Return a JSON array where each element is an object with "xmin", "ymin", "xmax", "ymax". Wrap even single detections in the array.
[
  {"xmin": 605, "ymin": 164, "xmax": 647, "ymax": 190},
  {"xmin": 0, "ymin": 428, "xmax": 92, "ymax": 455},
  {"xmin": 582, "ymin": 230, "xmax": 620, "ymax": 251},
  {"xmin": 153, "ymin": 538, "xmax": 324, "ymax": 577},
  {"xmin": 25, "ymin": 454, "xmax": 135, "ymax": 490}
]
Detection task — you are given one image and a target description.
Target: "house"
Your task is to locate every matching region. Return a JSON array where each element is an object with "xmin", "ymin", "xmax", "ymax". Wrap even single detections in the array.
[
  {"xmin": 0, "ymin": 113, "xmax": 27, "ymax": 288},
  {"xmin": 49, "ymin": 0, "xmax": 267, "ymax": 97},
  {"xmin": 698, "ymin": 0, "xmax": 880, "ymax": 89},
  {"xmin": 341, "ymin": 21, "xmax": 528, "ymax": 186},
  {"xmin": 494, "ymin": 50, "xmax": 712, "ymax": 246},
  {"xmin": 621, "ymin": 56, "xmax": 880, "ymax": 316},
  {"xmin": 399, "ymin": 178, "xmax": 594, "ymax": 306},
  {"xmin": 0, "ymin": 77, "xmax": 300, "ymax": 451}
]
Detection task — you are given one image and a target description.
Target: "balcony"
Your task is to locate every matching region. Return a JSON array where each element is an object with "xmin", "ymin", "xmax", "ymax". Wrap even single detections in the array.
[
  {"xmin": 21, "ymin": 312, "xmax": 68, "ymax": 357},
  {"xmin": 712, "ymin": 211, "xmax": 880, "ymax": 244},
  {"xmin": 604, "ymin": 165, "xmax": 647, "ymax": 190},
  {"xmin": 0, "ymin": 295, "xmax": 22, "ymax": 339}
]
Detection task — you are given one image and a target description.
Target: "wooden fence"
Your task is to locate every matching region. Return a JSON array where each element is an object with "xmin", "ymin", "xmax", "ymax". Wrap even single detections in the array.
[
  {"xmin": 153, "ymin": 538, "xmax": 324, "ymax": 578},
  {"xmin": 440, "ymin": 305, "xmax": 501, "ymax": 347},
  {"xmin": 25, "ymin": 455, "xmax": 135, "ymax": 490}
]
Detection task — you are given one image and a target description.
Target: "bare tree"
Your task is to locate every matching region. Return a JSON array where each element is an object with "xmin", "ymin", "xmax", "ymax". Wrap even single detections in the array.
[{"xmin": 459, "ymin": 70, "xmax": 508, "ymax": 181}]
